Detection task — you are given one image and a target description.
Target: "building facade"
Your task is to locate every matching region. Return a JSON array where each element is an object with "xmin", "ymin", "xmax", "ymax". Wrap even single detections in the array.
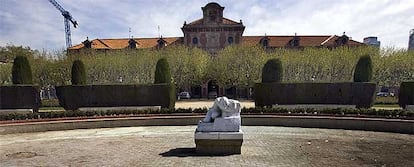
[
  {"xmin": 363, "ymin": 36, "xmax": 380, "ymax": 47},
  {"xmin": 181, "ymin": 3, "xmax": 245, "ymax": 54}
]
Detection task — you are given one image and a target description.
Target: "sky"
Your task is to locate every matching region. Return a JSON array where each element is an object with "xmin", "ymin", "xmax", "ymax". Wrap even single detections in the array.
[{"xmin": 0, "ymin": 0, "xmax": 413, "ymax": 51}]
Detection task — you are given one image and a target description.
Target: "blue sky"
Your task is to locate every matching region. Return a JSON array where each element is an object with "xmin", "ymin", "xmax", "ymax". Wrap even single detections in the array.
[{"xmin": 0, "ymin": 0, "xmax": 413, "ymax": 51}]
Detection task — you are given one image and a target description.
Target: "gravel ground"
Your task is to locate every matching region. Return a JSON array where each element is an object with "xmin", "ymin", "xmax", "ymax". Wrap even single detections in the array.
[
  {"xmin": 175, "ymin": 100, "xmax": 255, "ymax": 109},
  {"xmin": 0, "ymin": 126, "xmax": 413, "ymax": 167}
]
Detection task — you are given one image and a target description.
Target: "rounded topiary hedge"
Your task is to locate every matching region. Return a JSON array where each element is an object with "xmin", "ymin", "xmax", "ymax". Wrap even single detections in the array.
[
  {"xmin": 154, "ymin": 58, "xmax": 175, "ymax": 109},
  {"xmin": 11, "ymin": 56, "xmax": 33, "ymax": 84},
  {"xmin": 262, "ymin": 58, "xmax": 282, "ymax": 83},
  {"xmin": 71, "ymin": 60, "xmax": 86, "ymax": 85},
  {"xmin": 154, "ymin": 58, "xmax": 171, "ymax": 84},
  {"xmin": 354, "ymin": 55, "xmax": 372, "ymax": 82}
]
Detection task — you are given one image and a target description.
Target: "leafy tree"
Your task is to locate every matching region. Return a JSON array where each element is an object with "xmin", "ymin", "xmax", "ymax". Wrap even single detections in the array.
[
  {"xmin": 11, "ymin": 56, "xmax": 33, "ymax": 84},
  {"xmin": 163, "ymin": 46, "xmax": 209, "ymax": 91},
  {"xmin": 353, "ymin": 55, "xmax": 373, "ymax": 82},
  {"xmin": 210, "ymin": 45, "xmax": 266, "ymax": 87},
  {"xmin": 1, "ymin": 44, "xmax": 414, "ymax": 89},
  {"xmin": 71, "ymin": 60, "xmax": 86, "ymax": 85},
  {"xmin": 262, "ymin": 58, "xmax": 283, "ymax": 83},
  {"xmin": 0, "ymin": 45, "xmax": 36, "ymax": 63},
  {"xmin": 154, "ymin": 58, "xmax": 171, "ymax": 84}
]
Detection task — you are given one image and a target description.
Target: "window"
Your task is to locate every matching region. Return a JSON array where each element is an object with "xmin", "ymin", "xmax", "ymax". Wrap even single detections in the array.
[
  {"xmin": 340, "ymin": 38, "xmax": 347, "ymax": 45},
  {"xmin": 128, "ymin": 39, "xmax": 137, "ymax": 49},
  {"xmin": 228, "ymin": 37, "xmax": 234, "ymax": 44},
  {"xmin": 210, "ymin": 16, "xmax": 216, "ymax": 21},
  {"xmin": 192, "ymin": 37, "xmax": 198, "ymax": 45},
  {"xmin": 209, "ymin": 10, "xmax": 217, "ymax": 21},
  {"xmin": 291, "ymin": 38, "xmax": 299, "ymax": 47},
  {"xmin": 157, "ymin": 39, "xmax": 166, "ymax": 49},
  {"xmin": 263, "ymin": 39, "xmax": 268, "ymax": 47},
  {"xmin": 335, "ymin": 35, "xmax": 349, "ymax": 46}
]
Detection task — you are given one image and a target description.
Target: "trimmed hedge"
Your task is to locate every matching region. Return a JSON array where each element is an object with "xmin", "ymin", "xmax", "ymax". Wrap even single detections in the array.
[
  {"xmin": 12, "ymin": 56, "xmax": 33, "ymax": 84},
  {"xmin": 399, "ymin": 82, "xmax": 414, "ymax": 109},
  {"xmin": 353, "ymin": 55, "xmax": 373, "ymax": 82},
  {"xmin": 262, "ymin": 58, "xmax": 282, "ymax": 83},
  {"xmin": 71, "ymin": 60, "xmax": 86, "ymax": 85},
  {"xmin": 254, "ymin": 82, "xmax": 376, "ymax": 108},
  {"xmin": 1, "ymin": 107, "xmax": 413, "ymax": 121},
  {"xmin": 0, "ymin": 86, "xmax": 40, "ymax": 111},
  {"xmin": 56, "ymin": 84, "xmax": 175, "ymax": 110}
]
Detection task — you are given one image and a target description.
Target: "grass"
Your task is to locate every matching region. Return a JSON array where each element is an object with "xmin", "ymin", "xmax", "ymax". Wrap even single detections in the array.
[
  {"xmin": 373, "ymin": 104, "xmax": 400, "ymax": 108},
  {"xmin": 374, "ymin": 96, "xmax": 398, "ymax": 105}
]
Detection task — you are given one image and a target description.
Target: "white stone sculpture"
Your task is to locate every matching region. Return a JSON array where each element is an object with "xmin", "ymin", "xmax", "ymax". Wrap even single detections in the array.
[{"xmin": 196, "ymin": 96, "xmax": 241, "ymax": 132}]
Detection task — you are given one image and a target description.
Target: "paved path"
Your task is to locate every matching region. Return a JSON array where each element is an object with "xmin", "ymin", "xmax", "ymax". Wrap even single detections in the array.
[
  {"xmin": 176, "ymin": 100, "xmax": 402, "ymax": 110},
  {"xmin": 1, "ymin": 126, "xmax": 413, "ymax": 166}
]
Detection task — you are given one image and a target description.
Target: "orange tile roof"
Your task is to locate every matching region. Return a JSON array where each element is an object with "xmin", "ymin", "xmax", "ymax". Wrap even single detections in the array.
[
  {"xmin": 69, "ymin": 37, "xmax": 183, "ymax": 50},
  {"xmin": 70, "ymin": 35, "xmax": 363, "ymax": 50},
  {"xmin": 241, "ymin": 35, "xmax": 364, "ymax": 47}
]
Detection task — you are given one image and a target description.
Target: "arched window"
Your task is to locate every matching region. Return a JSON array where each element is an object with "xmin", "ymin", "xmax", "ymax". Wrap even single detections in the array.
[
  {"xmin": 263, "ymin": 39, "xmax": 268, "ymax": 47},
  {"xmin": 192, "ymin": 37, "xmax": 198, "ymax": 45},
  {"xmin": 228, "ymin": 37, "xmax": 234, "ymax": 44},
  {"xmin": 157, "ymin": 38, "xmax": 166, "ymax": 49},
  {"xmin": 128, "ymin": 39, "xmax": 137, "ymax": 49},
  {"xmin": 291, "ymin": 37, "xmax": 299, "ymax": 47},
  {"xmin": 335, "ymin": 35, "xmax": 349, "ymax": 47}
]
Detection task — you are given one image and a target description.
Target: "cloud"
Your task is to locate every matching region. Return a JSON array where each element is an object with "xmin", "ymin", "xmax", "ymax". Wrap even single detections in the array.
[{"xmin": 0, "ymin": 0, "xmax": 413, "ymax": 50}]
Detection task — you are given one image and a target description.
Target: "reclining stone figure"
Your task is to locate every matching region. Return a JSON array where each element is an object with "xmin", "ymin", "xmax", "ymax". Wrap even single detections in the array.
[{"xmin": 196, "ymin": 96, "xmax": 241, "ymax": 132}]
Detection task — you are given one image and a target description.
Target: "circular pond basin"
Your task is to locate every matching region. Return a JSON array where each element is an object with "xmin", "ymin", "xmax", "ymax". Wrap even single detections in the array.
[{"xmin": 0, "ymin": 126, "xmax": 413, "ymax": 166}]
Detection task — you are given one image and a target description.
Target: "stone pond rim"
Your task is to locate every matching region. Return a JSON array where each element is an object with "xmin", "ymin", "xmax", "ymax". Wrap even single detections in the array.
[{"xmin": 0, "ymin": 115, "xmax": 413, "ymax": 135}]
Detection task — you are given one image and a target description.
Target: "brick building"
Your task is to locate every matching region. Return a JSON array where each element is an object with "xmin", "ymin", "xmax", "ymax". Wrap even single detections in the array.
[{"xmin": 69, "ymin": 2, "xmax": 364, "ymax": 54}]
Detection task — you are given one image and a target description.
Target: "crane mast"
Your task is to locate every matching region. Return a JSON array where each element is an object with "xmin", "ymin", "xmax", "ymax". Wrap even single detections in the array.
[{"xmin": 48, "ymin": 0, "xmax": 78, "ymax": 48}]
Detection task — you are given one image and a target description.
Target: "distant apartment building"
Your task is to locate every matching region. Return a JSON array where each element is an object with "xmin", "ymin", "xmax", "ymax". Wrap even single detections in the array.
[
  {"xmin": 69, "ymin": 2, "xmax": 365, "ymax": 55},
  {"xmin": 363, "ymin": 36, "xmax": 380, "ymax": 47},
  {"xmin": 409, "ymin": 29, "xmax": 414, "ymax": 50}
]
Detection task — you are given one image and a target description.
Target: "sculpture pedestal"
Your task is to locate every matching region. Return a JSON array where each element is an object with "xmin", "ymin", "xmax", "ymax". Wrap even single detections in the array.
[{"xmin": 194, "ymin": 130, "xmax": 243, "ymax": 155}]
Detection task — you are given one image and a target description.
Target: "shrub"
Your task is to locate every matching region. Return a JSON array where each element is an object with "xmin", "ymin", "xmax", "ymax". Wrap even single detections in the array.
[
  {"xmin": 71, "ymin": 60, "xmax": 86, "ymax": 85},
  {"xmin": 353, "ymin": 55, "xmax": 372, "ymax": 82},
  {"xmin": 375, "ymin": 96, "xmax": 398, "ymax": 105},
  {"xmin": 399, "ymin": 82, "xmax": 414, "ymax": 108},
  {"xmin": 56, "ymin": 84, "xmax": 174, "ymax": 110},
  {"xmin": 41, "ymin": 99, "xmax": 61, "ymax": 107},
  {"xmin": 11, "ymin": 56, "xmax": 33, "ymax": 84},
  {"xmin": 0, "ymin": 86, "xmax": 41, "ymax": 111},
  {"xmin": 254, "ymin": 82, "xmax": 376, "ymax": 108},
  {"xmin": 153, "ymin": 58, "xmax": 175, "ymax": 109},
  {"xmin": 262, "ymin": 58, "xmax": 282, "ymax": 83},
  {"xmin": 154, "ymin": 58, "xmax": 171, "ymax": 84},
  {"xmin": 1, "ymin": 107, "xmax": 413, "ymax": 121}
]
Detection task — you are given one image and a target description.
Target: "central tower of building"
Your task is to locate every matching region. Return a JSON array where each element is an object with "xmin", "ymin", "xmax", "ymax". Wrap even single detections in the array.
[{"xmin": 181, "ymin": 2, "xmax": 245, "ymax": 54}]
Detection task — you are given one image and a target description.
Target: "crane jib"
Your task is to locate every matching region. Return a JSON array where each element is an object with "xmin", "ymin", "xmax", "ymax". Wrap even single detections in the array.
[{"xmin": 48, "ymin": 0, "xmax": 78, "ymax": 48}]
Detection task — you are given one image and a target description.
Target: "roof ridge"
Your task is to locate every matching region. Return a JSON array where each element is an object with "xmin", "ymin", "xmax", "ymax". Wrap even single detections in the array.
[
  {"xmin": 222, "ymin": 17, "xmax": 238, "ymax": 23},
  {"xmin": 242, "ymin": 35, "xmax": 333, "ymax": 37},
  {"xmin": 320, "ymin": 35, "xmax": 337, "ymax": 45},
  {"xmin": 94, "ymin": 37, "xmax": 181, "ymax": 41}
]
